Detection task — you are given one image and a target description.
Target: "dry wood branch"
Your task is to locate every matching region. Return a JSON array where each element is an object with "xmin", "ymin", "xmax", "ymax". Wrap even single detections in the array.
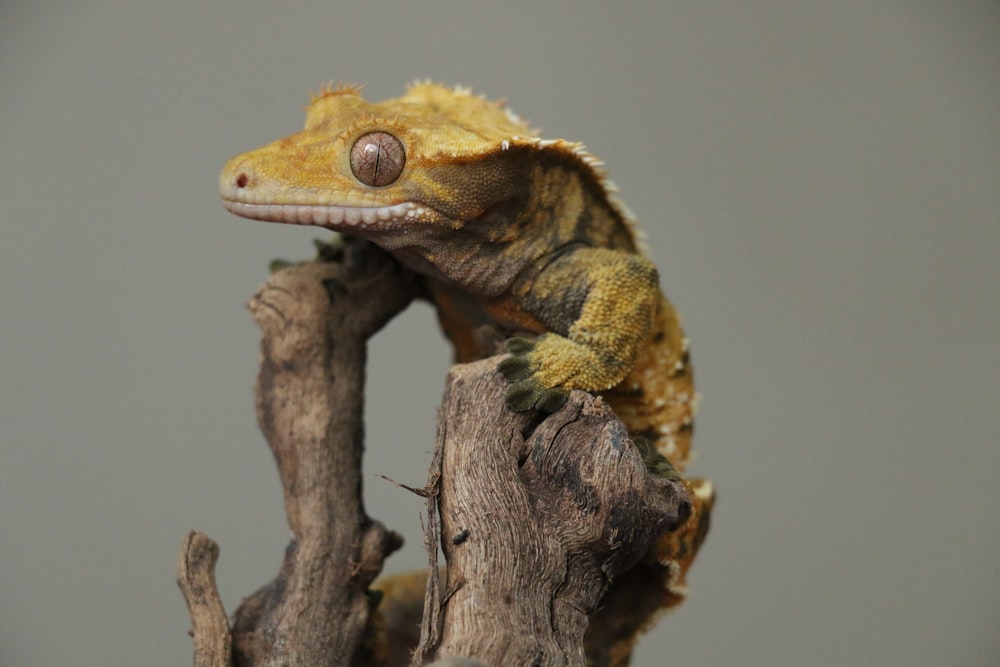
[
  {"xmin": 178, "ymin": 238, "xmax": 694, "ymax": 667},
  {"xmin": 414, "ymin": 360, "xmax": 692, "ymax": 667},
  {"xmin": 177, "ymin": 531, "xmax": 231, "ymax": 667},
  {"xmin": 177, "ymin": 239, "xmax": 418, "ymax": 667},
  {"xmin": 234, "ymin": 242, "xmax": 414, "ymax": 666}
]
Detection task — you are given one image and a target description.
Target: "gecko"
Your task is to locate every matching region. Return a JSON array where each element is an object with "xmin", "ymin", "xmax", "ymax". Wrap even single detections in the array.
[{"xmin": 219, "ymin": 82, "xmax": 713, "ymax": 659}]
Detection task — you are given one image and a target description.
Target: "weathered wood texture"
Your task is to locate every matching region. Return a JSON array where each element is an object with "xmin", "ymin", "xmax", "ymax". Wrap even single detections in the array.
[
  {"xmin": 177, "ymin": 240, "xmax": 692, "ymax": 667},
  {"xmin": 412, "ymin": 361, "xmax": 691, "ymax": 666},
  {"xmin": 177, "ymin": 531, "xmax": 231, "ymax": 667},
  {"xmin": 177, "ymin": 240, "xmax": 416, "ymax": 667}
]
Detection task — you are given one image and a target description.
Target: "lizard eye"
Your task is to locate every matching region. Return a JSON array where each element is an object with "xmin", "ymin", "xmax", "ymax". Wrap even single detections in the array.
[{"xmin": 350, "ymin": 131, "xmax": 405, "ymax": 187}]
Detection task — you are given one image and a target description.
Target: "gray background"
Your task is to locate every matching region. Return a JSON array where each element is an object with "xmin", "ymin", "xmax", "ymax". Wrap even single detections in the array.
[{"xmin": 1, "ymin": 2, "xmax": 998, "ymax": 666}]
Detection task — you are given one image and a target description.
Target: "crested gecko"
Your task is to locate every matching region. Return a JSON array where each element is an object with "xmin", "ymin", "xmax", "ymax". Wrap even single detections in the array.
[{"xmin": 219, "ymin": 82, "xmax": 713, "ymax": 659}]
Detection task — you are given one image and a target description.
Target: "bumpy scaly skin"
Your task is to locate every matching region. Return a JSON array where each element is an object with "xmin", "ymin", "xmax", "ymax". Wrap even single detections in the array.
[{"xmin": 220, "ymin": 82, "xmax": 713, "ymax": 648}]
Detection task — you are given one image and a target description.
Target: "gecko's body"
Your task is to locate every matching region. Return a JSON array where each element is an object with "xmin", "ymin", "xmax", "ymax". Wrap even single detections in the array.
[{"xmin": 220, "ymin": 83, "xmax": 712, "ymax": 648}]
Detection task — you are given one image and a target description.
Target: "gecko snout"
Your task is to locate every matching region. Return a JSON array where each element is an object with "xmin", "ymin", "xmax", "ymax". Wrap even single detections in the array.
[{"xmin": 219, "ymin": 154, "xmax": 260, "ymax": 201}]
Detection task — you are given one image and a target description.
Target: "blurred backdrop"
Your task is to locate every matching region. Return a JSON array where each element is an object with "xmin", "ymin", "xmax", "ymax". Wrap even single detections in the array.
[{"xmin": 1, "ymin": 3, "xmax": 998, "ymax": 665}]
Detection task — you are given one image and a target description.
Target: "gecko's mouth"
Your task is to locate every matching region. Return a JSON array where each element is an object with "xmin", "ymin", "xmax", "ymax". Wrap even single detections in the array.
[{"xmin": 221, "ymin": 199, "xmax": 421, "ymax": 231}]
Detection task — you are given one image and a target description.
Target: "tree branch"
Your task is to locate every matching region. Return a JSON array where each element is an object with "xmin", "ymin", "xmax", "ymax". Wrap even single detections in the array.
[
  {"xmin": 413, "ymin": 360, "xmax": 692, "ymax": 666},
  {"xmin": 177, "ymin": 239, "xmax": 418, "ymax": 666},
  {"xmin": 176, "ymin": 531, "xmax": 231, "ymax": 667},
  {"xmin": 177, "ymin": 238, "xmax": 695, "ymax": 667}
]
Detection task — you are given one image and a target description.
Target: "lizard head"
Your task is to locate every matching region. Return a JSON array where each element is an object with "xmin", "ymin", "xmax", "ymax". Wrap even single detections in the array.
[
  {"xmin": 220, "ymin": 82, "xmax": 538, "ymax": 239},
  {"xmin": 220, "ymin": 82, "xmax": 638, "ymax": 290}
]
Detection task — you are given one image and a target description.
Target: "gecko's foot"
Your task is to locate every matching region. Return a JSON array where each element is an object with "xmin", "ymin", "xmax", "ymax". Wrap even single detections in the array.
[
  {"xmin": 268, "ymin": 236, "xmax": 344, "ymax": 273},
  {"xmin": 269, "ymin": 258, "xmax": 295, "ymax": 273},
  {"xmin": 313, "ymin": 235, "xmax": 345, "ymax": 261},
  {"xmin": 632, "ymin": 436, "xmax": 682, "ymax": 481},
  {"xmin": 498, "ymin": 337, "xmax": 570, "ymax": 413},
  {"xmin": 498, "ymin": 332, "xmax": 629, "ymax": 414},
  {"xmin": 503, "ymin": 380, "xmax": 569, "ymax": 413}
]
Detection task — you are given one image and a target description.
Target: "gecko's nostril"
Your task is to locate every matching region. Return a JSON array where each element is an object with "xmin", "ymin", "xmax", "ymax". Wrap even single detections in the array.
[{"xmin": 235, "ymin": 173, "xmax": 249, "ymax": 188}]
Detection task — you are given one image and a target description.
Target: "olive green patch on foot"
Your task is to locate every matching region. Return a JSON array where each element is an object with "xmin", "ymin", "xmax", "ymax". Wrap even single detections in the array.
[
  {"xmin": 504, "ymin": 337, "xmax": 535, "ymax": 354},
  {"xmin": 499, "ymin": 338, "xmax": 570, "ymax": 412},
  {"xmin": 502, "ymin": 380, "xmax": 569, "ymax": 413},
  {"xmin": 633, "ymin": 436, "xmax": 681, "ymax": 481},
  {"xmin": 536, "ymin": 388, "xmax": 568, "ymax": 413},
  {"xmin": 268, "ymin": 236, "xmax": 345, "ymax": 273},
  {"xmin": 504, "ymin": 382, "xmax": 542, "ymax": 412},
  {"xmin": 497, "ymin": 354, "xmax": 534, "ymax": 382},
  {"xmin": 269, "ymin": 258, "xmax": 295, "ymax": 273},
  {"xmin": 312, "ymin": 235, "xmax": 345, "ymax": 262}
]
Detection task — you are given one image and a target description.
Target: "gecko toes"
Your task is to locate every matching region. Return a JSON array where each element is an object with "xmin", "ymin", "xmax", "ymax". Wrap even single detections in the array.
[
  {"xmin": 504, "ymin": 382, "xmax": 540, "ymax": 412},
  {"xmin": 502, "ymin": 379, "xmax": 568, "ymax": 414},
  {"xmin": 497, "ymin": 355, "xmax": 534, "ymax": 382},
  {"xmin": 634, "ymin": 436, "xmax": 681, "ymax": 480},
  {"xmin": 269, "ymin": 259, "xmax": 293, "ymax": 273},
  {"xmin": 535, "ymin": 388, "xmax": 568, "ymax": 413},
  {"xmin": 499, "ymin": 335, "xmax": 571, "ymax": 413},
  {"xmin": 312, "ymin": 235, "xmax": 345, "ymax": 262},
  {"xmin": 504, "ymin": 337, "xmax": 535, "ymax": 354}
]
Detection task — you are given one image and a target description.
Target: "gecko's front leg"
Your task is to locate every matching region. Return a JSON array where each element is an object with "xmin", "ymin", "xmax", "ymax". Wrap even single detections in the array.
[{"xmin": 498, "ymin": 247, "xmax": 660, "ymax": 412}]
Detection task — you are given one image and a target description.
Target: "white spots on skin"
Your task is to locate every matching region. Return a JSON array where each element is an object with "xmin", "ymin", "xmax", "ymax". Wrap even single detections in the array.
[
  {"xmin": 503, "ymin": 107, "xmax": 528, "ymax": 127},
  {"xmin": 692, "ymin": 479, "xmax": 714, "ymax": 501},
  {"xmin": 656, "ymin": 559, "xmax": 688, "ymax": 599},
  {"xmin": 661, "ymin": 438, "xmax": 678, "ymax": 458}
]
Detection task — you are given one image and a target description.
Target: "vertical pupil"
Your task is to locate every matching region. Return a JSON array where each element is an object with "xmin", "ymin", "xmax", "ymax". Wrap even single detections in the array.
[
  {"xmin": 351, "ymin": 132, "xmax": 404, "ymax": 186},
  {"xmin": 367, "ymin": 142, "xmax": 380, "ymax": 179}
]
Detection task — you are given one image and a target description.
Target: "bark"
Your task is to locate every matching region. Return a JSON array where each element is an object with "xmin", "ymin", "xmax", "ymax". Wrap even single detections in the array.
[{"xmin": 411, "ymin": 361, "xmax": 690, "ymax": 666}]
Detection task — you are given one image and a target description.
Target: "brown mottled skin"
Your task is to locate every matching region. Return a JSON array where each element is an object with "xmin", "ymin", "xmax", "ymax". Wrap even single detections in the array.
[{"xmin": 220, "ymin": 82, "xmax": 713, "ymax": 657}]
